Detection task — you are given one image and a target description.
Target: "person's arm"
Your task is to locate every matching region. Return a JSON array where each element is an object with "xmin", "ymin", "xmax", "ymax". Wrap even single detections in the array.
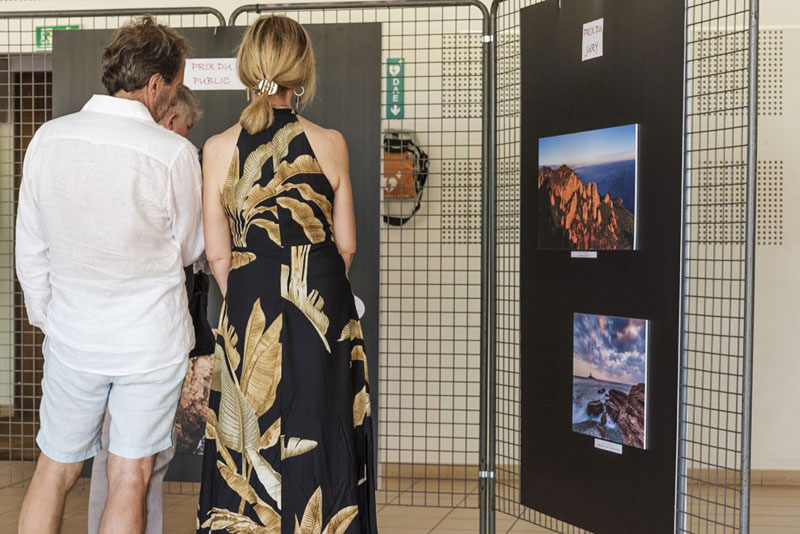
[
  {"xmin": 202, "ymin": 131, "xmax": 236, "ymax": 296},
  {"xmin": 329, "ymin": 131, "xmax": 356, "ymax": 274},
  {"xmin": 168, "ymin": 144, "xmax": 204, "ymax": 267},
  {"xmin": 15, "ymin": 136, "xmax": 51, "ymax": 330}
]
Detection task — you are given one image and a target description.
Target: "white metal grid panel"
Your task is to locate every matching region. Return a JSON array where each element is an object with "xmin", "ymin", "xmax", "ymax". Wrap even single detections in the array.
[
  {"xmin": 493, "ymin": 0, "xmax": 590, "ymax": 532},
  {"xmin": 680, "ymin": 0, "xmax": 754, "ymax": 532},
  {"xmin": 494, "ymin": 0, "xmax": 755, "ymax": 533},
  {"xmin": 235, "ymin": 4, "xmax": 486, "ymax": 508}
]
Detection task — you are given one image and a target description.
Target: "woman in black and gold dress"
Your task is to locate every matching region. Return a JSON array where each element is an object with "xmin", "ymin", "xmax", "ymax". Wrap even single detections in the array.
[{"xmin": 197, "ymin": 15, "xmax": 377, "ymax": 534}]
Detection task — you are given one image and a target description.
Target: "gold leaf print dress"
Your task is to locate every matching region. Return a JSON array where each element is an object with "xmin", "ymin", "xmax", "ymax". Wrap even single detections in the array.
[{"xmin": 198, "ymin": 109, "xmax": 377, "ymax": 534}]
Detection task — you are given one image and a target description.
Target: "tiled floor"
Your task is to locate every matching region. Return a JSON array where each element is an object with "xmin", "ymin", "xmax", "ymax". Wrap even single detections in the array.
[{"xmin": 0, "ymin": 481, "xmax": 797, "ymax": 533}]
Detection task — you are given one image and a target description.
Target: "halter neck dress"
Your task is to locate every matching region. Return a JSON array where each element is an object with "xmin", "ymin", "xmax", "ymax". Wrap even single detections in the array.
[{"xmin": 197, "ymin": 108, "xmax": 378, "ymax": 534}]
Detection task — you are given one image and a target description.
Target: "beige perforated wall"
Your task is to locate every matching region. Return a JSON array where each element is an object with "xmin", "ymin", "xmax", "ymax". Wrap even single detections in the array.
[{"xmin": 751, "ymin": 2, "xmax": 800, "ymax": 472}]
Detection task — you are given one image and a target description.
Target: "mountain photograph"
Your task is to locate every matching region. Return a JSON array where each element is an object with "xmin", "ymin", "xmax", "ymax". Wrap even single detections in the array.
[{"xmin": 537, "ymin": 124, "xmax": 638, "ymax": 250}]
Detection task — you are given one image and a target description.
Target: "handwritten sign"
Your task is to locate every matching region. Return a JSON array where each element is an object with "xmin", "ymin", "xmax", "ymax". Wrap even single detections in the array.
[
  {"xmin": 386, "ymin": 58, "xmax": 405, "ymax": 119},
  {"xmin": 582, "ymin": 18, "xmax": 604, "ymax": 61},
  {"xmin": 184, "ymin": 58, "xmax": 246, "ymax": 91}
]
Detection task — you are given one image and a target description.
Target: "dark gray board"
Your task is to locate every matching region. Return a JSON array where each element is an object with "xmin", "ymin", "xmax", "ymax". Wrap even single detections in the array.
[
  {"xmin": 519, "ymin": 0, "xmax": 684, "ymax": 532},
  {"xmin": 53, "ymin": 27, "xmax": 248, "ymax": 148}
]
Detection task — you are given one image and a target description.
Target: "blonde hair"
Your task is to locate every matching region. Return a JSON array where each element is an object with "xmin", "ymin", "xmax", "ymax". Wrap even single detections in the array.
[{"xmin": 237, "ymin": 15, "xmax": 316, "ymax": 134}]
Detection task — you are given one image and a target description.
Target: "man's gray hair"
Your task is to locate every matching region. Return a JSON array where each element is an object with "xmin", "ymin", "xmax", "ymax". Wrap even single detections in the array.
[{"xmin": 173, "ymin": 85, "xmax": 203, "ymax": 122}]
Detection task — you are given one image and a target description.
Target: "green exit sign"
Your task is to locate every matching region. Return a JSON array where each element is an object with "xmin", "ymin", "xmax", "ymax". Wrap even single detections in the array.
[{"xmin": 36, "ymin": 25, "xmax": 80, "ymax": 50}]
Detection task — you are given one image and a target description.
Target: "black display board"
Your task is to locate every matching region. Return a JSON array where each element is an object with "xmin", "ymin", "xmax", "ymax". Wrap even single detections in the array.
[
  {"xmin": 519, "ymin": 1, "xmax": 684, "ymax": 532},
  {"xmin": 53, "ymin": 24, "xmax": 381, "ymax": 483}
]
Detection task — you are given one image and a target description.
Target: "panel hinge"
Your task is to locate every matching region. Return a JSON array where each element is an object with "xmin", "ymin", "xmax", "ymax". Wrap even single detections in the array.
[
  {"xmin": 483, "ymin": 34, "xmax": 494, "ymax": 43},
  {"xmin": 479, "ymin": 470, "xmax": 495, "ymax": 479}
]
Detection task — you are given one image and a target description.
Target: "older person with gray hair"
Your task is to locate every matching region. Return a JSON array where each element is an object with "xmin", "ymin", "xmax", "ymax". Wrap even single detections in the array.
[
  {"xmin": 87, "ymin": 84, "xmax": 211, "ymax": 534},
  {"xmin": 161, "ymin": 84, "xmax": 203, "ymax": 137}
]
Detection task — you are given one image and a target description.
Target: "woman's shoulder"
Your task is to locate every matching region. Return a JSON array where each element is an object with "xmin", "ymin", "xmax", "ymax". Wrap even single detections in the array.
[
  {"xmin": 296, "ymin": 115, "xmax": 347, "ymax": 153},
  {"xmin": 296, "ymin": 115, "xmax": 349, "ymax": 191},
  {"xmin": 204, "ymin": 123, "xmax": 242, "ymax": 157},
  {"xmin": 202, "ymin": 124, "xmax": 241, "ymax": 192}
]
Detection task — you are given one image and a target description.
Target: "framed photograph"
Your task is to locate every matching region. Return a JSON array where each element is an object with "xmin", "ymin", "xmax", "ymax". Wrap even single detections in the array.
[
  {"xmin": 538, "ymin": 124, "xmax": 638, "ymax": 250},
  {"xmin": 572, "ymin": 313, "xmax": 648, "ymax": 449}
]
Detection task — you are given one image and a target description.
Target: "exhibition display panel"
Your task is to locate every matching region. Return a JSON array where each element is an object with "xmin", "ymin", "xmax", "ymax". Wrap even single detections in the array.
[
  {"xmin": 494, "ymin": 0, "xmax": 758, "ymax": 532},
  {"xmin": 518, "ymin": 0, "xmax": 684, "ymax": 531}
]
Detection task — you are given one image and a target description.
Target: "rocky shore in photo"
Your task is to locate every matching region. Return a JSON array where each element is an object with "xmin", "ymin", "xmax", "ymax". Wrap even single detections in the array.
[{"xmin": 600, "ymin": 383, "xmax": 645, "ymax": 448}]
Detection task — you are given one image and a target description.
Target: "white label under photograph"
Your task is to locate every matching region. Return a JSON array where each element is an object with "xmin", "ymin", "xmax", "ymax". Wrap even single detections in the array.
[
  {"xmin": 571, "ymin": 251, "xmax": 598, "ymax": 259},
  {"xmin": 594, "ymin": 438, "xmax": 623, "ymax": 454},
  {"xmin": 582, "ymin": 18, "xmax": 604, "ymax": 61}
]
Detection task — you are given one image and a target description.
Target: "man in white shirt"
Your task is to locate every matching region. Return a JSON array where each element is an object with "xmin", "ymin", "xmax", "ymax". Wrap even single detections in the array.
[
  {"xmin": 87, "ymin": 85, "xmax": 207, "ymax": 534},
  {"xmin": 15, "ymin": 16, "xmax": 202, "ymax": 534}
]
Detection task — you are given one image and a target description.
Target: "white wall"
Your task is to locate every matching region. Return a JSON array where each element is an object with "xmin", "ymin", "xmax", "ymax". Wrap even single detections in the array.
[
  {"xmin": 762, "ymin": 0, "xmax": 800, "ymax": 26},
  {"xmin": 751, "ymin": 0, "xmax": 800, "ymax": 471}
]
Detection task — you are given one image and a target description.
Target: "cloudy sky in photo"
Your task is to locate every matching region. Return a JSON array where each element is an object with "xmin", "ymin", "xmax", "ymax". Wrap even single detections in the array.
[{"xmin": 573, "ymin": 313, "xmax": 647, "ymax": 385}]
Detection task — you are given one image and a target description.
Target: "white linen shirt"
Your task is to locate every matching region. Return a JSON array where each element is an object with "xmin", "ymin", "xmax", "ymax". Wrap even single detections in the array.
[{"xmin": 15, "ymin": 95, "xmax": 204, "ymax": 375}]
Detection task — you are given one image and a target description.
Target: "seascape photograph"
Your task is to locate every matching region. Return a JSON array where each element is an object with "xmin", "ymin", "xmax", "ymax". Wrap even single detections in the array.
[{"xmin": 572, "ymin": 313, "xmax": 648, "ymax": 449}]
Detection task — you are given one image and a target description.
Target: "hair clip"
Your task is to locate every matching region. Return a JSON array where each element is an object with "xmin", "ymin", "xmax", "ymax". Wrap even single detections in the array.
[{"xmin": 256, "ymin": 79, "xmax": 279, "ymax": 96}]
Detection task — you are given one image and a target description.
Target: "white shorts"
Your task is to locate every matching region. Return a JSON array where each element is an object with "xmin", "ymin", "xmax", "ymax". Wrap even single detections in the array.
[{"xmin": 36, "ymin": 345, "xmax": 187, "ymax": 463}]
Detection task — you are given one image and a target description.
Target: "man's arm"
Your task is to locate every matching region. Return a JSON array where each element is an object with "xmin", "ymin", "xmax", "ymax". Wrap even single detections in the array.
[
  {"xmin": 15, "ymin": 137, "xmax": 51, "ymax": 330},
  {"xmin": 168, "ymin": 143, "xmax": 204, "ymax": 268}
]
